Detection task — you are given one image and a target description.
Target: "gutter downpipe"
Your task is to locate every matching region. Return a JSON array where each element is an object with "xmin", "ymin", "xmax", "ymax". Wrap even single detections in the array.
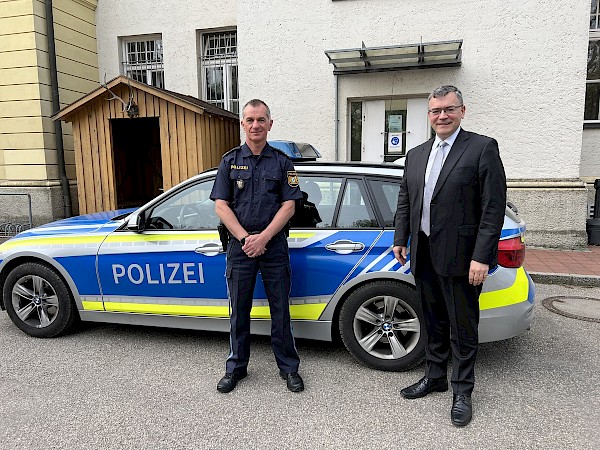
[
  {"xmin": 45, "ymin": 0, "xmax": 72, "ymax": 217},
  {"xmin": 335, "ymin": 74, "xmax": 339, "ymax": 161}
]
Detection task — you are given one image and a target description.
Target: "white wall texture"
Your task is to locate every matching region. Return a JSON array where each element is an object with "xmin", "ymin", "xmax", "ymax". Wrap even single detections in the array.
[
  {"xmin": 237, "ymin": 0, "xmax": 590, "ymax": 181},
  {"xmin": 95, "ymin": 0, "xmax": 592, "ymax": 181},
  {"xmin": 96, "ymin": 0, "xmax": 237, "ymax": 97}
]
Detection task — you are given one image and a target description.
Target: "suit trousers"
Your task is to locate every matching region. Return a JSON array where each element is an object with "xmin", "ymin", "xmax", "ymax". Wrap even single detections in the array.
[
  {"xmin": 415, "ymin": 232, "xmax": 482, "ymax": 396},
  {"xmin": 225, "ymin": 232, "xmax": 300, "ymax": 375}
]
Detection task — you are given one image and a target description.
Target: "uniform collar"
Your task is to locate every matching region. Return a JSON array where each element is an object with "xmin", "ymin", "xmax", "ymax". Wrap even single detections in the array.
[{"xmin": 241, "ymin": 143, "xmax": 274, "ymax": 157}]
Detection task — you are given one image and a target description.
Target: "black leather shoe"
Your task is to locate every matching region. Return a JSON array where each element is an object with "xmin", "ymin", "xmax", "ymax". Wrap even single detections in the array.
[
  {"xmin": 400, "ymin": 376, "xmax": 448, "ymax": 399},
  {"xmin": 280, "ymin": 371, "xmax": 304, "ymax": 392},
  {"xmin": 451, "ymin": 394, "xmax": 473, "ymax": 427},
  {"xmin": 216, "ymin": 371, "xmax": 247, "ymax": 393}
]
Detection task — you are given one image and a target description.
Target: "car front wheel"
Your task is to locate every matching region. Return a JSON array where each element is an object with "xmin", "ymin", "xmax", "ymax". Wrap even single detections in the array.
[
  {"xmin": 4, "ymin": 262, "xmax": 77, "ymax": 338},
  {"xmin": 339, "ymin": 281, "xmax": 425, "ymax": 371}
]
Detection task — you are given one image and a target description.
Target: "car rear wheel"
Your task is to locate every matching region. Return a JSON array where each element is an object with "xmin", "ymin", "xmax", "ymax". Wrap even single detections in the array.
[
  {"xmin": 4, "ymin": 262, "xmax": 77, "ymax": 338},
  {"xmin": 339, "ymin": 281, "xmax": 425, "ymax": 371}
]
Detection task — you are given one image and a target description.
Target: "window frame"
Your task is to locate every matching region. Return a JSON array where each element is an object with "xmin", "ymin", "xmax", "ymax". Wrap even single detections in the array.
[
  {"xmin": 586, "ymin": 3, "xmax": 600, "ymax": 123},
  {"xmin": 120, "ymin": 35, "xmax": 165, "ymax": 89},
  {"xmin": 199, "ymin": 29, "xmax": 239, "ymax": 114}
]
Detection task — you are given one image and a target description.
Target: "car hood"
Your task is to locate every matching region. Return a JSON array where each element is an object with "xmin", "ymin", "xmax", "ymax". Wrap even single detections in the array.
[{"xmin": 10, "ymin": 208, "xmax": 136, "ymax": 239}]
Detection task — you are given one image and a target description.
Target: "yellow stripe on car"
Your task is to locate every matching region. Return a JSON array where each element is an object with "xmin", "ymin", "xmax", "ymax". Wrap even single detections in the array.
[
  {"xmin": 103, "ymin": 232, "xmax": 221, "ymax": 243},
  {"xmin": 101, "ymin": 302, "xmax": 328, "ymax": 320},
  {"xmin": 0, "ymin": 235, "xmax": 105, "ymax": 250},
  {"xmin": 81, "ymin": 301, "xmax": 105, "ymax": 311},
  {"xmin": 479, "ymin": 267, "xmax": 529, "ymax": 310}
]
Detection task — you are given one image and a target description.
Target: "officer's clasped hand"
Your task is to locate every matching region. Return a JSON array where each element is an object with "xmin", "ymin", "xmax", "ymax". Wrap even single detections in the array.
[{"xmin": 242, "ymin": 234, "xmax": 267, "ymax": 258}]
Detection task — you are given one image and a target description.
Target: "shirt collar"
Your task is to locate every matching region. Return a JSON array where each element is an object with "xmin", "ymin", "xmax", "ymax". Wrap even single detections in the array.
[
  {"xmin": 241, "ymin": 143, "xmax": 273, "ymax": 157},
  {"xmin": 433, "ymin": 126, "xmax": 461, "ymax": 149}
]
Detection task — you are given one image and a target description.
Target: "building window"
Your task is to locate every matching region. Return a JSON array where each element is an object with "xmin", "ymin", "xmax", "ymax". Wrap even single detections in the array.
[
  {"xmin": 200, "ymin": 30, "xmax": 239, "ymax": 114},
  {"xmin": 586, "ymin": 2, "xmax": 600, "ymax": 120},
  {"xmin": 121, "ymin": 36, "xmax": 165, "ymax": 89},
  {"xmin": 592, "ymin": 0, "xmax": 600, "ymax": 29}
]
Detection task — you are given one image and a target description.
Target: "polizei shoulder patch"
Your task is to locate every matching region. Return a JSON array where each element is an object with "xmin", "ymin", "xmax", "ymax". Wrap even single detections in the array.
[{"xmin": 287, "ymin": 171, "xmax": 299, "ymax": 187}]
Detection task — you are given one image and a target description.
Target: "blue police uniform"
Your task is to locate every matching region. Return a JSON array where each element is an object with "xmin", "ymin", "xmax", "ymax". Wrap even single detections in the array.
[{"xmin": 210, "ymin": 143, "xmax": 303, "ymax": 376}]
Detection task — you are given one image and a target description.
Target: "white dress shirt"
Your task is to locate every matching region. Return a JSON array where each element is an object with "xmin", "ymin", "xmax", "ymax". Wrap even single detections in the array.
[{"xmin": 421, "ymin": 127, "xmax": 462, "ymax": 234}]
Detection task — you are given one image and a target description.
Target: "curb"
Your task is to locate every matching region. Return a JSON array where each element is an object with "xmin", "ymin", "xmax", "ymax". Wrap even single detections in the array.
[{"xmin": 529, "ymin": 272, "xmax": 600, "ymax": 288}]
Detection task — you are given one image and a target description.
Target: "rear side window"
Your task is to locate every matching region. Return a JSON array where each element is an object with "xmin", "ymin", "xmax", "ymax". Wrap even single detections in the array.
[
  {"xmin": 337, "ymin": 179, "xmax": 378, "ymax": 228},
  {"xmin": 291, "ymin": 174, "xmax": 381, "ymax": 229},
  {"xmin": 291, "ymin": 176, "xmax": 342, "ymax": 228},
  {"xmin": 367, "ymin": 178, "xmax": 401, "ymax": 227}
]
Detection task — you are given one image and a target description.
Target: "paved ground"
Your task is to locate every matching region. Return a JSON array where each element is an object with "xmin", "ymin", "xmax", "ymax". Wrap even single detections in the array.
[
  {"xmin": 525, "ymin": 245, "xmax": 600, "ymax": 286},
  {"xmin": 0, "ymin": 283, "xmax": 599, "ymax": 449}
]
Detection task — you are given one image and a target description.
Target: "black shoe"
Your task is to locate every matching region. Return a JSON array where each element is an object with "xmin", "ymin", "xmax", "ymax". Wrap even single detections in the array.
[
  {"xmin": 451, "ymin": 394, "xmax": 473, "ymax": 427},
  {"xmin": 279, "ymin": 371, "xmax": 304, "ymax": 392},
  {"xmin": 400, "ymin": 376, "xmax": 448, "ymax": 399},
  {"xmin": 216, "ymin": 371, "xmax": 247, "ymax": 393}
]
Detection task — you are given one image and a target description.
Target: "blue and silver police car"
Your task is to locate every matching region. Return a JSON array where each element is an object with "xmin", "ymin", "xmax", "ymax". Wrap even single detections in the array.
[{"xmin": 0, "ymin": 155, "xmax": 534, "ymax": 371}]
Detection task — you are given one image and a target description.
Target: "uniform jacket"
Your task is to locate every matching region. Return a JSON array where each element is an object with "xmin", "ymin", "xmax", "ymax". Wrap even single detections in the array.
[
  {"xmin": 394, "ymin": 129, "xmax": 507, "ymax": 277},
  {"xmin": 210, "ymin": 143, "xmax": 302, "ymax": 232}
]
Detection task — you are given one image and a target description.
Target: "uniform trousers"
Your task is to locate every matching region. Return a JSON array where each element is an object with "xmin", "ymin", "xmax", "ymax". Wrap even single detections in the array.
[
  {"xmin": 415, "ymin": 231, "xmax": 482, "ymax": 396},
  {"xmin": 225, "ymin": 232, "xmax": 300, "ymax": 375}
]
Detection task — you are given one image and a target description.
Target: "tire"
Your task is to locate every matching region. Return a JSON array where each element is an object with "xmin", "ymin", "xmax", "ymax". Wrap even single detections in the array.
[
  {"xmin": 339, "ymin": 281, "xmax": 425, "ymax": 371},
  {"xmin": 3, "ymin": 262, "xmax": 77, "ymax": 338}
]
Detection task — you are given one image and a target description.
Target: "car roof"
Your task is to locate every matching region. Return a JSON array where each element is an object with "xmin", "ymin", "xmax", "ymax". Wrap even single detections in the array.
[
  {"xmin": 294, "ymin": 161, "xmax": 404, "ymax": 176},
  {"xmin": 198, "ymin": 161, "xmax": 404, "ymax": 180}
]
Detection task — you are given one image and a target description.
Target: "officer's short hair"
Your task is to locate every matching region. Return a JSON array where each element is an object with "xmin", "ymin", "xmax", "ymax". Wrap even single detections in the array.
[
  {"xmin": 242, "ymin": 99, "xmax": 271, "ymax": 120},
  {"xmin": 428, "ymin": 85, "xmax": 463, "ymax": 105}
]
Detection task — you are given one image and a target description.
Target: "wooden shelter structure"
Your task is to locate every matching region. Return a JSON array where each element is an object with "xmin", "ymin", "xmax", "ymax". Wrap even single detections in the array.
[{"xmin": 54, "ymin": 75, "xmax": 240, "ymax": 214}]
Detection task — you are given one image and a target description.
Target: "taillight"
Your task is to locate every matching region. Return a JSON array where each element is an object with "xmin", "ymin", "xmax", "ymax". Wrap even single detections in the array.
[{"xmin": 498, "ymin": 237, "xmax": 525, "ymax": 268}]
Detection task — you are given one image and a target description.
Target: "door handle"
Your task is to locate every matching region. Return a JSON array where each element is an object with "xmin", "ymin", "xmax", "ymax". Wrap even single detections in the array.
[
  {"xmin": 325, "ymin": 240, "xmax": 365, "ymax": 255},
  {"xmin": 194, "ymin": 242, "xmax": 222, "ymax": 256}
]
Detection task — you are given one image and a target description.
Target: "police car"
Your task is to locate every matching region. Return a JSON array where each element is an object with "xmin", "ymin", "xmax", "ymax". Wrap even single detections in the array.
[{"xmin": 0, "ymin": 155, "xmax": 534, "ymax": 372}]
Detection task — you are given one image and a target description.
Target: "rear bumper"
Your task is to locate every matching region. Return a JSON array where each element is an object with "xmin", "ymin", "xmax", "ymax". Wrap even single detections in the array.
[{"xmin": 479, "ymin": 271, "xmax": 535, "ymax": 343}]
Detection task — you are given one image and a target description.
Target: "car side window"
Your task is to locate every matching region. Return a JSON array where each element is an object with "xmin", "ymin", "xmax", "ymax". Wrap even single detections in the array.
[
  {"xmin": 290, "ymin": 176, "xmax": 342, "ymax": 228},
  {"xmin": 147, "ymin": 179, "xmax": 218, "ymax": 230},
  {"xmin": 366, "ymin": 178, "xmax": 401, "ymax": 227},
  {"xmin": 336, "ymin": 179, "xmax": 378, "ymax": 228}
]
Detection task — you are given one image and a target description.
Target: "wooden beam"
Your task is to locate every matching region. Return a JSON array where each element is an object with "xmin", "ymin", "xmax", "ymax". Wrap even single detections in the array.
[{"xmin": 159, "ymin": 98, "xmax": 172, "ymax": 191}]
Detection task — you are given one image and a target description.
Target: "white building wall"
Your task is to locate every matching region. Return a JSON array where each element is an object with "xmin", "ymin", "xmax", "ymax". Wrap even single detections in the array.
[
  {"xmin": 238, "ymin": 0, "xmax": 589, "ymax": 181},
  {"xmin": 96, "ymin": 0, "xmax": 237, "ymax": 97}
]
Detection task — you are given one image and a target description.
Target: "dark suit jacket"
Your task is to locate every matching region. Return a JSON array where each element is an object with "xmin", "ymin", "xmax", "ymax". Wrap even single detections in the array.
[{"xmin": 394, "ymin": 129, "xmax": 507, "ymax": 277}]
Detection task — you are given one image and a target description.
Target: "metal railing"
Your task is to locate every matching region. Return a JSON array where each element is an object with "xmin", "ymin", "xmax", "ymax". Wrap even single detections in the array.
[{"xmin": 0, "ymin": 193, "xmax": 33, "ymax": 237}]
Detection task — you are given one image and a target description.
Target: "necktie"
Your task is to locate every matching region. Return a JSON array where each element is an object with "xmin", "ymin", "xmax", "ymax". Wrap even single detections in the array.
[{"xmin": 422, "ymin": 141, "xmax": 447, "ymax": 236}]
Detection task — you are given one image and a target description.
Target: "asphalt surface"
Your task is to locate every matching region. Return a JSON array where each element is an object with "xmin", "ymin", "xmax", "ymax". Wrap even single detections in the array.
[{"xmin": 1, "ymin": 283, "xmax": 599, "ymax": 449}]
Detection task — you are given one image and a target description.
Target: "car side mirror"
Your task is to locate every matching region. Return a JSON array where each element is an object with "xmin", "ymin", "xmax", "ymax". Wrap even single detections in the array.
[{"xmin": 126, "ymin": 212, "xmax": 146, "ymax": 233}]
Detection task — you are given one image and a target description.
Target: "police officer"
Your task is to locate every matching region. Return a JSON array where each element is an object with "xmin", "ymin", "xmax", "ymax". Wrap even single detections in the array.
[{"xmin": 210, "ymin": 99, "xmax": 304, "ymax": 393}]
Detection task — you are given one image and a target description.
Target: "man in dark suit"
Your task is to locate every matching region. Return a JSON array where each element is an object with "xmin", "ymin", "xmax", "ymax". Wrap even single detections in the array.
[{"xmin": 393, "ymin": 85, "xmax": 506, "ymax": 426}]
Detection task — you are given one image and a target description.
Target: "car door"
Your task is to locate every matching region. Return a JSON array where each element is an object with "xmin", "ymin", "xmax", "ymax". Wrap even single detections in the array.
[
  {"xmin": 282, "ymin": 174, "xmax": 383, "ymax": 320},
  {"xmin": 96, "ymin": 177, "xmax": 230, "ymax": 317}
]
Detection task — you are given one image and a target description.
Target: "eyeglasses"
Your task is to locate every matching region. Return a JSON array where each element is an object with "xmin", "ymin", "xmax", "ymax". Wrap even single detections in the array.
[{"xmin": 427, "ymin": 105, "xmax": 463, "ymax": 116}]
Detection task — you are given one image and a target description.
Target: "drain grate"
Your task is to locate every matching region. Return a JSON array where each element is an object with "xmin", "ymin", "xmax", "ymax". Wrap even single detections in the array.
[{"xmin": 542, "ymin": 296, "xmax": 600, "ymax": 323}]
